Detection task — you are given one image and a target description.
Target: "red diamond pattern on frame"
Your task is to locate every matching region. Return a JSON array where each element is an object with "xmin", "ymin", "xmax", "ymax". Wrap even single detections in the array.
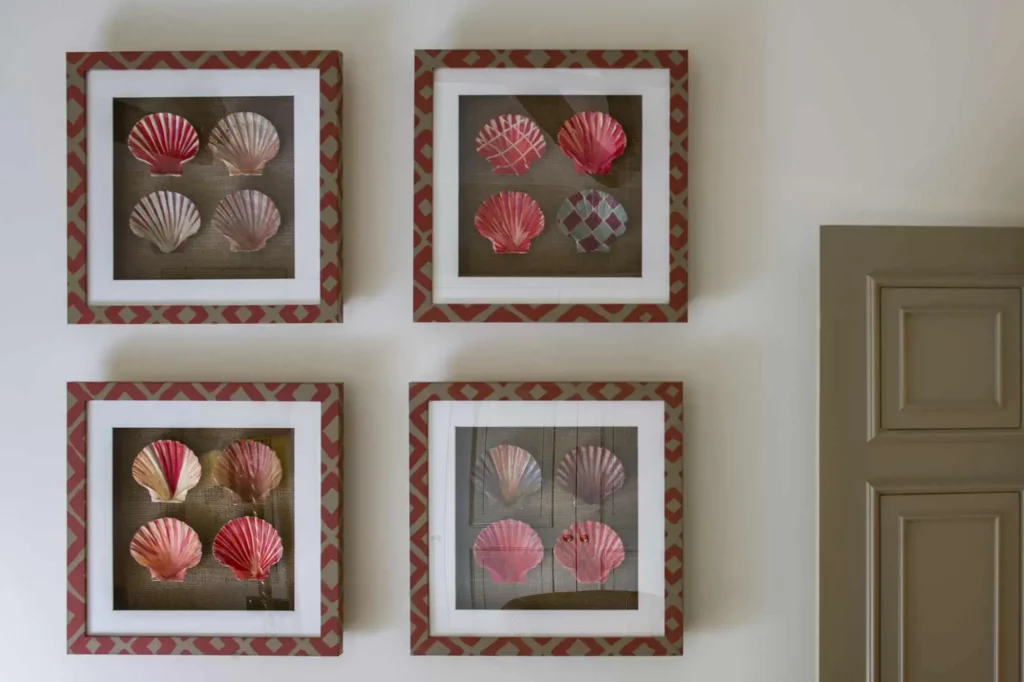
[
  {"xmin": 66, "ymin": 51, "xmax": 343, "ymax": 324},
  {"xmin": 412, "ymin": 50, "xmax": 688, "ymax": 323},
  {"xmin": 408, "ymin": 381, "xmax": 684, "ymax": 655},
  {"xmin": 66, "ymin": 382, "xmax": 343, "ymax": 655}
]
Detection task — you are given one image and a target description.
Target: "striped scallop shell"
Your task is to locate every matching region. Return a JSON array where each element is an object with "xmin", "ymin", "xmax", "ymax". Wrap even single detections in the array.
[
  {"xmin": 557, "ymin": 111, "xmax": 627, "ymax": 175},
  {"xmin": 210, "ymin": 189, "xmax": 281, "ymax": 252},
  {"xmin": 554, "ymin": 445, "xmax": 626, "ymax": 505},
  {"xmin": 212, "ymin": 440, "xmax": 283, "ymax": 504},
  {"xmin": 472, "ymin": 444, "xmax": 542, "ymax": 505},
  {"xmin": 208, "ymin": 112, "xmax": 281, "ymax": 176},
  {"xmin": 129, "ymin": 517, "xmax": 203, "ymax": 582},
  {"xmin": 129, "ymin": 191, "xmax": 201, "ymax": 253},
  {"xmin": 475, "ymin": 114, "xmax": 547, "ymax": 175},
  {"xmin": 472, "ymin": 519, "xmax": 544, "ymax": 584},
  {"xmin": 127, "ymin": 113, "xmax": 199, "ymax": 176},
  {"xmin": 212, "ymin": 516, "xmax": 284, "ymax": 581},
  {"xmin": 473, "ymin": 190, "xmax": 545, "ymax": 254},
  {"xmin": 554, "ymin": 521, "xmax": 625, "ymax": 584},
  {"xmin": 131, "ymin": 440, "xmax": 202, "ymax": 503}
]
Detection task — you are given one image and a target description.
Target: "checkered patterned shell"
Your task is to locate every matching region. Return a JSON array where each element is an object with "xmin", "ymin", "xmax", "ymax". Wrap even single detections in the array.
[{"xmin": 555, "ymin": 190, "xmax": 629, "ymax": 253}]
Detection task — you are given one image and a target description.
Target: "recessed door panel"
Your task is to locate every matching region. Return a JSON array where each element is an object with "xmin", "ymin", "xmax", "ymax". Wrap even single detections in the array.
[
  {"xmin": 879, "ymin": 493, "xmax": 1020, "ymax": 682},
  {"xmin": 880, "ymin": 287, "xmax": 1021, "ymax": 430}
]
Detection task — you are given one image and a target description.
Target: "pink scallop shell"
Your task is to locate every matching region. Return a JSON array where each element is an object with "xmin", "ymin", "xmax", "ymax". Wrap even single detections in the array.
[
  {"xmin": 212, "ymin": 440, "xmax": 283, "ymax": 504},
  {"xmin": 554, "ymin": 521, "xmax": 625, "ymax": 584},
  {"xmin": 475, "ymin": 114, "xmax": 547, "ymax": 175},
  {"xmin": 129, "ymin": 191, "xmax": 202, "ymax": 253},
  {"xmin": 556, "ymin": 111, "xmax": 627, "ymax": 175},
  {"xmin": 554, "ymin": 445, "xmax": 626, "ymax": 505},
  {"xmin": 129, "ymin": 517, "xmax": 203, "ymax": 582},
  {"xmin": 210, "ymin": 189, "xmax": 281, "ymax": 252},
  {"xmin": 472, "ymin": 444, "xmax": 542, "ymax": 505},
  {"xmin": 212, "ymin": 516, "xmax": 284, "ymax": 581},
  {"xmin": 473, "ymin": 190, "xmax": 545, "ymax": 254},
  {"xmin": 208, "ymin": 112, "xmax": 281, "ymax": 176},
  {"xmin": 127, "ymin": 112, "xmax": 200, "ymax": 176},
  {"xmin": 131, "ymin": 439, "xmax": 203, "ymax": 503},
  {"xmin": 473, "ymin": 519, "xmax": 544, "ymax": 584}
]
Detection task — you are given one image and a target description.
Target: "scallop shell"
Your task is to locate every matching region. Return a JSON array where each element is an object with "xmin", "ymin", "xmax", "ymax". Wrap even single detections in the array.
[
  {"xmin": 472, "ymin": 519, "xmax": 544, "ymax": 584},
  {"xmin": 475, "ymin": 114, "xmax": 547, "ymax": 175},
  {"xmin": 212, "ymin": 516, "xmax": 284, "ymax": 581},
  {"xmin": 212, "ymin": 440, "xmax": 283, "ymax": 504},
  {"xmin": 210, "ymin": 189, "xmax": 281, "ymax": 252},
  {"xmin": 129, "ymin": 518, "xmax": 203, "ymax": 582},
  {"xmin": 555, "ymin": 189, "xmax": 629, "ymax": 253},
  {"xmin": 554, "ymin": 521, "xmax": 625, "ymax": 584},
  {"xmin": 554, "ymin": 445, "xmax": 626, "ymax": 505},
  {"xmin": 208, "ymin": 112, "xmax": 281, "ymax": 176},
  {"xmin": 131, "ymin": 440, "xmax": 203, "ymax": 503},
  {"xmin": 472, "ymin": 444, "xmax": 542, "ymax": 505},
  {"xmin": 556, "ymin": 111, "xmax": 627, "ymax": 175},
  {"xmin": 129, "ymin": 191, "xmax": 202, "ymax": 253},
  {"xmin": 473, "ymin": 190, "xmax": 545, "ymax": 254},
  {"xmin": 127, "ymin": 112, "xmax": 200, "ymax": 176}
]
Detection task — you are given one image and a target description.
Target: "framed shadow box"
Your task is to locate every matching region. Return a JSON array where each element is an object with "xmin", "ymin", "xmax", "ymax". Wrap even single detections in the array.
[
  {"xmin": 67, "ymin": 51, "xmax": 342, "ymax": 324},
  {"xmin": 412, "ymin": 50, "xmax": 688, "ymax": 323},
  {"xmin": 409, "ymin": 382, "xmax": 683, "ymax": 655},
  {"xmin": 66, "ymin": 382, "xmax": 342, "ymax": 655}
]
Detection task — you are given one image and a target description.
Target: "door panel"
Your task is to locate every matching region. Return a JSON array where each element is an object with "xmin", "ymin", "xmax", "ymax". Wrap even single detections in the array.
[
  {"xmin": 820, "ymin": 226, "xmax": 1024, "ymax": 682},
  {"xmin": 880, "ymin": 287, "xmax": 1021, "ymax": 430},
  {"xmin": 879, "ymin": 493, "xmax": 1020, "ymax": 682}
]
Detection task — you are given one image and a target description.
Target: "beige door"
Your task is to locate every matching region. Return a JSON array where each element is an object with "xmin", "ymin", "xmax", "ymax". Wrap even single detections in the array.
[{"xmin": 820, "ymin": 226, "xmax": 1024, "ymax": 682}]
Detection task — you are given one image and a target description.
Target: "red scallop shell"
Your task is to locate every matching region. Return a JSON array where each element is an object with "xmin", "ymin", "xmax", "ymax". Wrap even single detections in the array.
[
  {"xmin": 212, "ymin": 516, "xmax": 284, "ymax": 581},
  {"xmin": 473, "ymin": 190, "xmax": 545, "ymax": 254},
  {"xmin": 554, "ymin": 445, "xmax": 626, "ymax": 505},
  {"xmin": 129, "ymin": 517, "xmax": 202, "ymax": 582},
  {"xmin": 554, "ymin": 521, "xmax": 625, "ymax": 584},
  {"xmin": 127, "ymin": 113, "xmax": 200, "ymax": 176},
  {"xmin": 556, "ymin": 111, "xmax": 627, "ymax": 175},
  {"xmin": 472, "ymin": 519, "xmax": 544, "ymax": 584},
  {"xmin": 475, "ymin": 114, "xmax": 547, "ymax": 175}
]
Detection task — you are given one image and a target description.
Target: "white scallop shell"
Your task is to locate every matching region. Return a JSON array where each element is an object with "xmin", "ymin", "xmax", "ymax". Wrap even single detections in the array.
[
  {"xmin": 129, "ymin": 191, "xmax": 201, "ymax": 253},
  {"xmin": 210, "ymin": 189, "xmax": 281, "ymax": 252},
  {"xmin": 472, "ymin": 444, "xmax": 542, "ymax": 505},
  {"xmin": 208, "ymin": 112, "xmax": 281, "ymax": 176},
  {"xmin": 131, "ymin": 440, "xmax": 203, "ymax": 503}
]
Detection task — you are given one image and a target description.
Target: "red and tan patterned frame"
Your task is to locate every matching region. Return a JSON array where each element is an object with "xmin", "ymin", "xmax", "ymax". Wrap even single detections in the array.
[
  {"xmin": 67, "ymin": 51, "xmax": 342, "ymax": 324},
  {"xmin": 66, "ymin": 382, "xmax": 343, "ymax": 655},
  {"xmin": 413, "ymin": 50, "xmax": 688, "ymax": 323},
  {"xmin": 409, "ymin": 381, "xmax": 684, "ymax": 655}
]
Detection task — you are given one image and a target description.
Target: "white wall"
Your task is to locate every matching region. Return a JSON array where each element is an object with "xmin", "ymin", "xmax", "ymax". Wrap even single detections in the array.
[{"xmin": 2, "ymin": 0, "xmax": 1023, "ymax": 679}]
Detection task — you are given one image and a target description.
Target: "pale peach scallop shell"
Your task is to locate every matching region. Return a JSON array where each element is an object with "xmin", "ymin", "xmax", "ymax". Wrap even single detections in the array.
[
  {"xmin": 210, "ymin": 189, "xmax": 281, "ymax": 253},
  {"xmin": 208, "ymin": 112, "xmax": 281, "ymax": 176},
  {"xmin": 130, "ymin": 517, "xmax": 203, "ymax": 582},
  {"xmin": 129, "ymin": 191, "xmax": 201, "ymax": 253},
  {"xmin": 212, "ymin": 516, "xmax": 284, "ymax": 581},
  {"xmin": 212, "ymin": 440, "xmax": 283, "ymax": 504},
  {"xmin": 131, "ymin": 440, "xmax": 202, "ymax": 503}
]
